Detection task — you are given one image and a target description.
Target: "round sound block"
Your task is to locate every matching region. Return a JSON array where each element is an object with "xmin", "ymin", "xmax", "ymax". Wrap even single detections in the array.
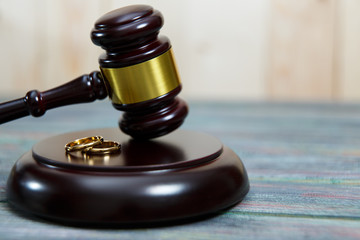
[{"xmin": 7, "ymin": 128, "xmax": 249, "ymax": 226}]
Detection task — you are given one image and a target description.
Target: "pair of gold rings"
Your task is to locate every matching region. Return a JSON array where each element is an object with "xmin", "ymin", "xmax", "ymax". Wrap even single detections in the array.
[{"xmin": 65, "ymin": 136, "xmax": 121, "ymax": 155}]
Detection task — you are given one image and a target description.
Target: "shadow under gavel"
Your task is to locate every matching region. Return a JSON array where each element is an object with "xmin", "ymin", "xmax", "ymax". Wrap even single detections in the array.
[{"xmin": 0, "ymin": 5, "xmax": 188, "ymax": 139}]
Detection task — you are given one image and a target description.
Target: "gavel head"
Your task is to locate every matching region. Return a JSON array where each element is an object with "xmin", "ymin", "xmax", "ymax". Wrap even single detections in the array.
[{"xmin": 91, "ymin": 5, "xmax": 188, "ymax": 139}]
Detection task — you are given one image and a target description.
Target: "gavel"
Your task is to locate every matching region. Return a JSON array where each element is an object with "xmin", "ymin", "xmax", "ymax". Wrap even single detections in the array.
[{"xmin": 0, "ymin": 5, "xmax": 188, "ymax": 139}]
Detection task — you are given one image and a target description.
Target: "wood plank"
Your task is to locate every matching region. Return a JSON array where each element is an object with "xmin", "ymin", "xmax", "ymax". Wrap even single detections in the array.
[
  {"xmin": 3, "ymin": 0, "xmax": 360, "ymax": 101},
  {"xmin": 266, "ymin": 0, "xmax": 336, "ymax": 100},
  {"xmin": 0, "ymin": 0, "xmax": 47, "ymax": 94},
  {"xmin": 1, "ymin": 101, "xmax": 360, "ymax": 239},
  {"xmin": 335, "ymin": 0, "xmax": 360, "ymax": 101},
  {"xmin": 42, "ymin": 0, "xmax": 103, "ymax": 90},
  {"xmin": 110, "ymin": 0, "xmax": 270, "ymax": 100}
]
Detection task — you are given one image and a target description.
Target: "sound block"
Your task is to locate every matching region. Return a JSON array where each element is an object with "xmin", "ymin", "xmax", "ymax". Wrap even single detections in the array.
[{"xmin": 7, "ymin": 128, "xmax": 249, "ymax": 226}]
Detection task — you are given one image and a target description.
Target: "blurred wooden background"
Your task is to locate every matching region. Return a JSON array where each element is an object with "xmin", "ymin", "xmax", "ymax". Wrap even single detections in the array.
[{"xmin": 0, "ymin": 0, "xmax": 359, "ymax": 101}]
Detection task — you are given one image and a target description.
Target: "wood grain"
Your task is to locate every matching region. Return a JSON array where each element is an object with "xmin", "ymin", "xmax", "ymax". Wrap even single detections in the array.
[
  {"xmin": 0, "ymin": 0, "xmax": 359, "ymax": 101},
  {"xmin": 336, "ymin": 0, "xmax": 360, "ymax": 101},
  {"xmin": 266, "ymin": 0, "xmax": 335, "ymax": 100},
  {"xmin": 0, "ymin": 100, "xmax": 359, "ymax": 238}
]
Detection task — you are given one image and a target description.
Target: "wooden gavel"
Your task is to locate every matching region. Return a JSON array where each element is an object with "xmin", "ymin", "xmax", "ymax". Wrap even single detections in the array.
[{"xmin": 0, "ymin": 5, "xmax": 188, "ymax": 139}]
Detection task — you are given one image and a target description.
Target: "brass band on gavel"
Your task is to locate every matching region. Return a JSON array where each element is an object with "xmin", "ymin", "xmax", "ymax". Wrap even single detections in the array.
[{"xmin": 100, "ymin": 48, "xmax": 181, "ymax": 105}]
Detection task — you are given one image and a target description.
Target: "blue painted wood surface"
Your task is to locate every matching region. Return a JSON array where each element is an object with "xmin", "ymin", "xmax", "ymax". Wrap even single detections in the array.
[{"xmin": 0, "ymin": 101, "xmax": 359, "ymax": 239}]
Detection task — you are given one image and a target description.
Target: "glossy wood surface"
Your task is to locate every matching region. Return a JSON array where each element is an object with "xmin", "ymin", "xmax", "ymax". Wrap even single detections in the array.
[
  {"xmin": 0, "ymin": 71, "xmax": 107, "ymax": 124},
  {"xmin": 3, "ymin": 4, "xmax": 248, "ymax": 228},
  {"xmin": 33, "ymin": 128, "xmax": 223, "ymax": 171},
  {"xmin": 7, "ymin": 128, "xmax": 249, "ymax": 225},
  {"xmin": 91, "ymin": 5, "xmax": 170, "ymax": 68},
  {"xmin": 91, "ymin": 5, "xmax": 188, "ymax": 139},
  {"xmin": 0, "ymin": 5, "xmax": 188, "ymax": 139},
  {"xmin": 115, "ymin": 86, "xmax": 188, "ymax": 139}
]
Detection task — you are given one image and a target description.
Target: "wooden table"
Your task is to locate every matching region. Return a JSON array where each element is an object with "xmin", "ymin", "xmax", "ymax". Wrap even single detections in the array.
[{"xmin": 0, "ymin": 101, "xmax": 359, "ymax": 239}]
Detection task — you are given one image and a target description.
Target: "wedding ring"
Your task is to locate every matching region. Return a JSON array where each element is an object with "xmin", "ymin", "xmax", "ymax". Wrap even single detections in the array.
[
  {"xmin": 65, "ymin": 136, "xmax": 104, "ymax": 152},
  {"xmin": 82, "ymin": 140, "xmax": 121, "ymax": 155}
]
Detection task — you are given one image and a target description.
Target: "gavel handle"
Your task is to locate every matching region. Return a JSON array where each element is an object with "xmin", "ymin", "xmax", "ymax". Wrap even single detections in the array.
[{"xmin": 0, "ymin": 71, "xmax": 108, "ymax": 124}]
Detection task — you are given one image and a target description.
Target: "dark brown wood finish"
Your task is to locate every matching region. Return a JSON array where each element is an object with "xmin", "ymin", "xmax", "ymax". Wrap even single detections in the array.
[
  {"xmin": 0, "ymin": 72, "xmax": 107, "ymax": 124},
  {"xmin": 91, "ymin": 5, "xmax": 188, "ymax": 139},
  {"xmin": 91, "ymin": 5, "xmax": 170, "ymax": 68},
  {"xmin": 5, "ymin": 5, "xmax": 249, "ymax": 226},
  {"xmin": 7, "ymin": 128, "xmax": 249, "ymax": 225},
  {"xmin": 0, "ymin": 4, "xmax": 188, "ymax": 139},
  {"xmin": 116, "ymin": 86, "xmax": 188, "ymax": 139}
]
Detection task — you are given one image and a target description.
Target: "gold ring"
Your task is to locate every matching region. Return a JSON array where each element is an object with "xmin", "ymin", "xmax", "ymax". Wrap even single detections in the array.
[
  {"xmin": 82, "ymin": 140, "xmax": 121, "ymax": 155},
  {"xmin": 65, "ymin": 136, "xmax": 104, "ymax": 152}
]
